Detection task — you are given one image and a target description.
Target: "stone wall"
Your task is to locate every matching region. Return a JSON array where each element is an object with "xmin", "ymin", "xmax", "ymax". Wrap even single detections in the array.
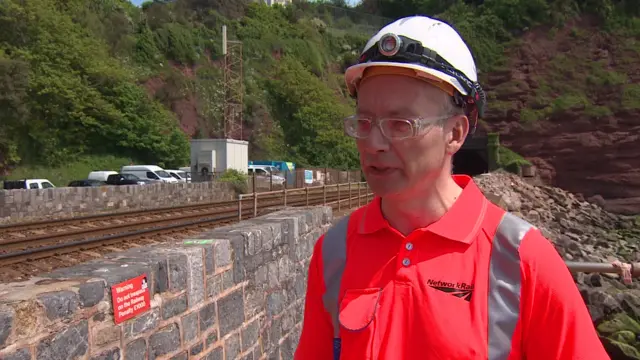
[
  {"xmin": 0, "ymin": 206, "xmax": 332, "ymax": 360},
  {"xmin": 0, "ymin": 182, "xmax": 236, "ymax": 224}
]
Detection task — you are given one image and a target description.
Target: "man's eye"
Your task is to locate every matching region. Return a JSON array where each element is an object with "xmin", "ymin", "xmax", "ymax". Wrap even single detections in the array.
[
  {"xmin": 357, "ymin": 120, "xmax": 371, "ymax": 130},
  {"xmin": 387, "ymin": 119, "xmax": 411, "ymax": 132}
]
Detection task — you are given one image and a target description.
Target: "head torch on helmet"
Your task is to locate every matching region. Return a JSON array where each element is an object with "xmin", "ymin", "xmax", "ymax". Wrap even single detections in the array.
[
  {"xmin": 378, "ymin": 33, "xmax": 402, "ymax": 57},
  {"xmin": 359, "ymin": 32, "xmax": 487, "ymax": 122}
]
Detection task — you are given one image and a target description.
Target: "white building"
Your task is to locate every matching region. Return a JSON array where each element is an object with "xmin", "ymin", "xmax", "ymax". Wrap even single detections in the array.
[{"xmin": 190, "ymin": 139, "xmax": 248, "ymax": 180}]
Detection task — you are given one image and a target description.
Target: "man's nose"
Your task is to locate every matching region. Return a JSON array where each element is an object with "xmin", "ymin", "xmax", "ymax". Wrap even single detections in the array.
[{"xmin": 357, "ymin": 124, "xmax": 390, "ymax": 153}]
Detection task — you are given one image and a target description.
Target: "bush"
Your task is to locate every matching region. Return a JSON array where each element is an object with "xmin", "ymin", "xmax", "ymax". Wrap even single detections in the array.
[
  {"xmin": 218, "ymin": 169, "xmax": 249, "ymax": 194},
  {"xmin": 498, "ymin": 146, "xmax": 531, "ymax": 175},
  {"xmin": 622, "ymin": 84, "xmax": 640, "ymax": 110},
  {"xmin": 504, "ymin": 161, "xmax": 523, "ymax": 175}
]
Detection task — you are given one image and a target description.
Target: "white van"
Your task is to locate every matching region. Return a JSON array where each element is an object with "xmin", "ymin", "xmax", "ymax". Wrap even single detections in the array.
[
  {"xmin": 166, "ymin": 169, "xmax": 189, "ymax": 183},
  {"xmin": 120, "ymin": 165, "xmax": 177, "ymax": 183},
  {"xmin": 87, "ymin": 171, "xmax": 118, "ymax": 182}
]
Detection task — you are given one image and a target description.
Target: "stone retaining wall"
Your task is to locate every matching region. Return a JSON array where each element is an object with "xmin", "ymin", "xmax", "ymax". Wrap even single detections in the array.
[
  {"xmin": 0, "ymin": 205, "xmax": 332, "ymax": 360},
  {"xmin": 0, "ymin": 182, "xmax": 236, "ymax": 224}
]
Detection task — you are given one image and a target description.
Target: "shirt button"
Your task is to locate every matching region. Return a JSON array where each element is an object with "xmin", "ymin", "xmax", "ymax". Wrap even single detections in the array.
[
  {"xmin": 402, "ymin": 258, "xmax": 410, "ymax": 267},
  {"xmin": 405, "ymin": 242, "xmax": 414, "ymax": 251}
]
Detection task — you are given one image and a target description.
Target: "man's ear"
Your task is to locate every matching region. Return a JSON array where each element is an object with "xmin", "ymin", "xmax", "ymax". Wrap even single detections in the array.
[{"xmin": 445, "ymin": 115, "xmax": 469, "ymax": 155}]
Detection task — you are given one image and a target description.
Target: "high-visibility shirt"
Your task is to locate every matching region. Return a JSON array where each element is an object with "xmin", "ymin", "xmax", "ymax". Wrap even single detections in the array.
[{"xmin": 294, "ymin": 175, "xmax": 610, "ymax": 360}]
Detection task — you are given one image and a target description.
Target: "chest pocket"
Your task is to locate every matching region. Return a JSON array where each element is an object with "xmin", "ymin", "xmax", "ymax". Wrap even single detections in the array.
[
  {"xmin": 338, "ymin": 288, "xmax": 382, "ymax": 360},
  {"xmin": 321, "ymin": 207, "xmax": 534, "ymax": 360}
]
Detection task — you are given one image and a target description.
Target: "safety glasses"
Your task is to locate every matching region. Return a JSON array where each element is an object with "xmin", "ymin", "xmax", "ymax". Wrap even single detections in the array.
[{"xmin": 343, "ymin": 115, "xmax": 450, "ymax": 140}]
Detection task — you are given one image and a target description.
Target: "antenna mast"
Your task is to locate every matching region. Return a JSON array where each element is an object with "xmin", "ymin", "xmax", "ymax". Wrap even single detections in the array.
[{"xmin": 222, "ymin": 25, "xmax": 244, "ymax": 140}]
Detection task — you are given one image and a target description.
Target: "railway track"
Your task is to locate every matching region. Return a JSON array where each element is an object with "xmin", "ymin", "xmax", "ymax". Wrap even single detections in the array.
[
  {"xmin": 0, "ymin": 184, "xmax": 372, "ymax": 281},
  {"xmin": 0, "ymin": 186, "xmax": 360, "ymax": 241},
  {"xmin": 0, "ymin": 188, "xmax": 339, "ymax": 237}
]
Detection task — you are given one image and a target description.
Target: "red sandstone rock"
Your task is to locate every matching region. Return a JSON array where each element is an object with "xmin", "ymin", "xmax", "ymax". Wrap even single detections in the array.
[{"xmin": 482, "ymin": 18, "xmax": 640, "ymax": 214}]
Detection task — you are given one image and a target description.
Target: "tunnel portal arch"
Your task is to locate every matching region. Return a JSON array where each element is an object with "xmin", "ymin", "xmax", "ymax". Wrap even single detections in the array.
[{"xmin": 452, "ymin": 135, "xmax": 489, "ymax": 177}]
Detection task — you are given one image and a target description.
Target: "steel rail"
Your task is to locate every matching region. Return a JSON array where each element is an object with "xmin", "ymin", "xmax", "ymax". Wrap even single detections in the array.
[
  {"xmin": 0, "ymin": 192, "xmax": 350, "ymax": 252},
  {"xmin": 0, "ymin": 199, "xmax": 238, "ymax": 234},
  {"xmin": 0, "ymin": 192, "xmax": 372, "ymax": 267},
  {"xmin": 0, "ymin": 186, "xmax": 360, "ymax": 234},
  {"xmin": 3, "ymin": 186, "xmax": 634, "ymax": 279}
]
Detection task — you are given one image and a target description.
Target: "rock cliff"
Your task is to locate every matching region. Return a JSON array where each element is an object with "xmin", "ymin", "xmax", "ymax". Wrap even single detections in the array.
[
  {"xmin": 482, "ymin": 17, "xmax": 640, "ymax": 215},
  {"xmin": 474, "ymin": 171, "xmax": 640, "ymax": 358}
]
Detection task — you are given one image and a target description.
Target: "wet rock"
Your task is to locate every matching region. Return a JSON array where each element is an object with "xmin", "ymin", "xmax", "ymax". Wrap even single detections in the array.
[
  {"xmin": 598, "ymin": 313, "xmax": 640, "ymax": 335},
  {"xmin": 601, "ymin": 337, "xmax": 640, "ymax": 359}
]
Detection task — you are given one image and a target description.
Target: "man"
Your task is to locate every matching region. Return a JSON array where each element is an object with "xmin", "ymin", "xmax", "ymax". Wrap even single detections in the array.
[{"xmin": 294, "ymin": 15, "xmax": 609, "ymax": 360}]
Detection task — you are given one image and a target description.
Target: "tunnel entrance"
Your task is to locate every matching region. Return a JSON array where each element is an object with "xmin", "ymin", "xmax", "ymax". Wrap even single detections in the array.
[
  {"xmin": 453, "ymin": 135, "xmax": 489, "ymax": 176},
  {"xmin": 453, "ymin": 149, "xmax": 489, "ymax": 176}
]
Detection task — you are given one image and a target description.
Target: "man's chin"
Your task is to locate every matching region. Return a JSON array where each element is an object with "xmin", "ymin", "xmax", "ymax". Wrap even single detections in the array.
[{"xmin": 366, "ymin": 181, "xmax": 406, "ymax": 199}]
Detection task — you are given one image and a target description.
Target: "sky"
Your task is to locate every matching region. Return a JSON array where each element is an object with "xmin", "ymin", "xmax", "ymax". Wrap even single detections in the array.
[{"xmin": 128, "ymin": 0, "xmax": 361, "ymax": 7}]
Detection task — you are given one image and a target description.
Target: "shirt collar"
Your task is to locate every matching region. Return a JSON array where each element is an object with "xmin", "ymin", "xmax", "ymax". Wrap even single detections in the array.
[{"xmin": 358, "ymin": 175, "xmax": 488, "ymax": 243}]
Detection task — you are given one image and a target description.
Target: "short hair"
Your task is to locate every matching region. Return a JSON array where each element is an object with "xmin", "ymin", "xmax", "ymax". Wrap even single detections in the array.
[{"xmin": 441, "ymin": 93, "xmax": 466, "ymax": 117}]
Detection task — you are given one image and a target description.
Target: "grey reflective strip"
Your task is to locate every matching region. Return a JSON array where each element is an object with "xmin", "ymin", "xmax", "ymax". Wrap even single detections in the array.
[
  {"xmin": 321, "ymin": 215, "xmax": 350, "ymax": 337},
  {"xmin": 488, "ymin": 212, "xmax": 534, "ymax": 360}
]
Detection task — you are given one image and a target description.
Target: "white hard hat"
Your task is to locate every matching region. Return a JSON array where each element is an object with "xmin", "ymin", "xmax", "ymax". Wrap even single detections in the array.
[{"xmin": 345, "ymin": 15, "xmax": 486, "ymax": 118}]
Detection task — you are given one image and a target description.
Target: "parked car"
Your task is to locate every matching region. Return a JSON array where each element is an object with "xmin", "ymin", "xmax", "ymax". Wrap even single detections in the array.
[
  {"xmin": 166, "ymin": 169, "xmax": 189, "ymax": 183},
  {"xmin": 120, "ymin": 165, "xmax": 178, "ymax": 183},
  {"xmin": 178, "ymin": 167, "xmax": 192, "ymax": 182},
  {"xmin": 3, "ymin": 179, "xmax": 55, "ymax": 189},
  {"xmin": 68, "ymin": 179, "xmax": 105, "ymax": 187},
  {"xmin": 248, "ymin": 165, "xmax": 286, "ymax": 185},
  {"xmin": 105, "ymin": 173, "xmax": 153, "ymax": 186}
]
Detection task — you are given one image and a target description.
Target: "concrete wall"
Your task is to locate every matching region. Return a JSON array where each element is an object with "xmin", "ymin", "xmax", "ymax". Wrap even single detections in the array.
[
  {"xmin": 0, "ymin": 205, "xmax": 332, "ymax": 360},
  {"xmin": 0, "ymin": 182, "xmax": 236, "ymax": 224}
]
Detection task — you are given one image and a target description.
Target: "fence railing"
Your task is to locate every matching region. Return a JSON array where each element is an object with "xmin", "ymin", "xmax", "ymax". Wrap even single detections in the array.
[
  {"xmin": 189, "ymin": 168, "xmax": 364, "ymax": 193},
  {"xmin": 188, "ymin": 169, "xmax": 640, "ymax": 281},
  {"xmin": 237, "ymin": 180, "xmax": 372, "ymax": 219},
  {"xmin": 247, "ymin": 168, "xmax": 362, "ymax": 192}
]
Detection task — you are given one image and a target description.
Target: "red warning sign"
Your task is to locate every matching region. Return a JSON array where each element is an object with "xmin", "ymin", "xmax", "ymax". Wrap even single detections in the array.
[{"xmin": 111, "ymin": 274, "xmax": 151, "ymax": 324}]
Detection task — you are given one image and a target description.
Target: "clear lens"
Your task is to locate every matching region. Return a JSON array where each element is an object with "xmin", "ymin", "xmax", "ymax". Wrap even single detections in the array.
[
  {"xmin": 344, "ymin": 116, "xmax": 371, "ymax": 139},
  {"xmin": 380, "ymin": 118, "xmax": 414, "ymax": 139},
  {"xmin": 344, "ymin": 115, "xmax": 446, "ymax": 140}
]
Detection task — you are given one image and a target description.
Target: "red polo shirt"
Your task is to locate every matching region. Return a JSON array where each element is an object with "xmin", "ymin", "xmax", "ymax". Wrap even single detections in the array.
[{"xmin": 295, "ymin": 175, "xmax": 608, "ymax": 359}]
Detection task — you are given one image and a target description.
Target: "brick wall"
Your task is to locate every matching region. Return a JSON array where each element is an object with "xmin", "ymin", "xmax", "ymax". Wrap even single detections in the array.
[
  {"xmin": 0, "ymin": 182, "xmax": 236, "ymax": 224},
  {"xmin": 0, "ymin": 205, "xmax": 332, "ymax": 360}
]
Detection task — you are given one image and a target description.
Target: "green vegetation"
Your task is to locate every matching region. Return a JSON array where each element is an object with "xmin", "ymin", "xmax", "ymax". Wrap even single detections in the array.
[
  {"xmin": 0, "ymin": 0, "xmax": 190, "ymax": 173},
  {"xmin": 440, "ymin": 0, "xmax": 640, "ymax": 124},
  {"xmin": 374, "ymin": 0, "xmax": 637, "ymax": 71},
  {"xmin": 622, "ymin": 84, "xmax": 640, "ymax": 110},
  {"xmin": 0, "ymin": 0, "xmax": 637, "ymax": 185},
  {"xmin": 598, "ymin": 313, "xmax": 640, "ymax": 358},
  {"xmin": 0, "ymin": 0, "xmax": 373, "ymax": 185},
  {"xmin": 498, "ymin": 145, "xmax": 531, "ymax": 175},
  {"xmin": 217, "ymin": 168, "xmax": 249, "ymax": 194},
  {"xmin": 371, "ymin": 0, "xmax": 639, "ymax": 125}
]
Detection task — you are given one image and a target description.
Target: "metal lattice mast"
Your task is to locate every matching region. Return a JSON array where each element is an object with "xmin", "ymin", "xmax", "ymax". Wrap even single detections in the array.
[{"xmin": 222, "ymin": 25, "xmax": 243, "ymax": 140}]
